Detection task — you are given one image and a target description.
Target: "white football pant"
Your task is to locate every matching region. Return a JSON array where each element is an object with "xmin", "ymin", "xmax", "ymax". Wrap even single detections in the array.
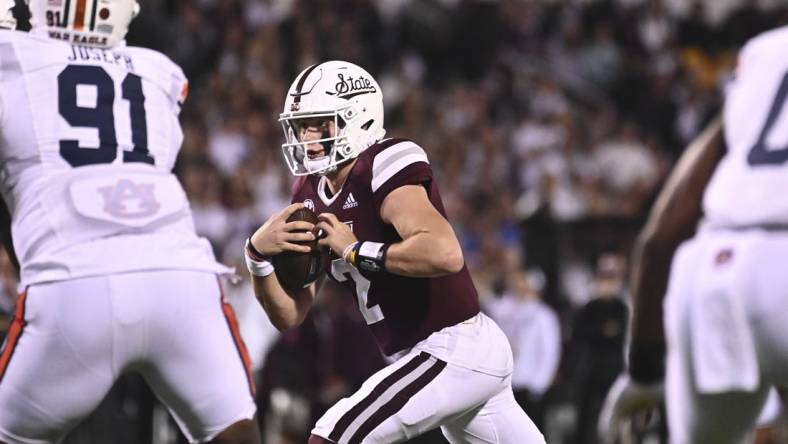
[
  {"xmin": 665, "ymin": 228, "xmax": 788, "ymax": 444},
  {"xmin": 0, "ymin": 270, "xmax": 256, "ymax": 444}
]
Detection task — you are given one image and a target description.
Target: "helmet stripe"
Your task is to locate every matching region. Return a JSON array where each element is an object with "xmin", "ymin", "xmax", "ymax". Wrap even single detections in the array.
[
  {"xmin": 89, "ymin": 0, "xmax": 98, "ymax": 31},
  {"xmin": 292, "ymin": 63, "xmax": 320, "ymax": 105},
  {"xmin": 73, "ymin": 0, "xmax": 87, "ymax": 30},
  {"xmin": 62, "ymin": 0, "xmax": 72, "ymax": 27}
]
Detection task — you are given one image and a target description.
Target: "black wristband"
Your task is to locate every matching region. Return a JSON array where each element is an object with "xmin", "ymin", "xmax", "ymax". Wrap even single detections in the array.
[
  {"xmin": 628, "ymin": 342, "xmax": 666, "ymax": 384},
  {"xmin": 245, "ymin": 238, "xmax": 268, "ymax": 261},
  {"xmin": 352, "ymin": 241, "xmax": 389, "ymax": 274}
]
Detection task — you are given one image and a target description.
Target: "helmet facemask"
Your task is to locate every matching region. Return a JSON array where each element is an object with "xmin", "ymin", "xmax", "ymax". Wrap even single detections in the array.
[{"xmin": 280, "ymin": 103, "xmax": 376, "ymax": 176}]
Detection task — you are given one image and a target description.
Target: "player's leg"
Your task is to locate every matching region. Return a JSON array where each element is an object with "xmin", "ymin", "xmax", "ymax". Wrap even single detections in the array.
[
  {"xmin": 664, "ymin": 233, "xmax": 769, "ymax": 444},
  {"xmin": 747, "ymin": 233, "xmax": 788, "ymax": 388},
  {"xmin": 135, "ymin": 270, "xmax": 259, "ymax": 443},
  {"xmin": 0, "ymin": 278, "xmax": 117, "ymax": 444},
  {"xmin": 311, "ymin": 350, "xmax": 543, "ymax": 444},
  {"xmin": 666, "ymin": 322, "xmax": 769, "ymax": 444},
  {"xmin": 440, "ymin": 374, "xmax": 544, "ymax": 444},
  {"xmin": 208, "ymin": 418, "xmax": 261, "ymax": 444},
  {"xmin": 311, "ymin": 350, "xmax": 452, "ymax": 443}
]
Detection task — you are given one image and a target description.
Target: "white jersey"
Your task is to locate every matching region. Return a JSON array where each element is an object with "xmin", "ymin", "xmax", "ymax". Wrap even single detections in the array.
[
  {"xmin": 0, "ymin": 30, "xmax": 229, "ymax": 286},
  {"xmin": 704, "ymin": 25, "xmax": 788, "ymax": 228}
]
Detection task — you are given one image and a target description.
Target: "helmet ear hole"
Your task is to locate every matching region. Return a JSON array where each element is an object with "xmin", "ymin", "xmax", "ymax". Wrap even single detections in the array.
[{"xmin": 361, "ymin": 120, "xmax": 374, "ymax": 131}]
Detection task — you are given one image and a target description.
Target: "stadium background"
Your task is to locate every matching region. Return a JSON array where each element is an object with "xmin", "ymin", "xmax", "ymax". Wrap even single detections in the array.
[{"xmin": 0, "ymin": 0, "xmax": 786, "ymax": 443}]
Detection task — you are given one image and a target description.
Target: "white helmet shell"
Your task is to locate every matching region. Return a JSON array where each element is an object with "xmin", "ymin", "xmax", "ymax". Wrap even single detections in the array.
[
  {"xmin": 279, "ymin": 60, "xmax": 386, "ymax": 176},
  {"xmin": 0, "ymin": 0, "xmax": 15, "ymax": 29},
  {"xmin": 28, "ymin": 0, "xmax": 139, "ymax": 48}
]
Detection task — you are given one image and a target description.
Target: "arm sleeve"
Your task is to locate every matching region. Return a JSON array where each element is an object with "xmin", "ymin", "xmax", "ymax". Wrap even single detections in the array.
[{"xmin": 168, "ymin": 67, "xmax": 188, "ymax": 116}]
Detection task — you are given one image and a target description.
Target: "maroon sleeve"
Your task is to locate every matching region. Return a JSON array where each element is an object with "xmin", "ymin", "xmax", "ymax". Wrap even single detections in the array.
[{"xmin": 370, "ymin": 142, "xmax": 433, "ymax": 213}]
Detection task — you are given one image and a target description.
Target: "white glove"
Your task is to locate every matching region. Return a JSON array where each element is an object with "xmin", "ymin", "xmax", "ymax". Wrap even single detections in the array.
[{"xmin": 597, "ymin": 374, "xmax": 664, "ymax": 444}]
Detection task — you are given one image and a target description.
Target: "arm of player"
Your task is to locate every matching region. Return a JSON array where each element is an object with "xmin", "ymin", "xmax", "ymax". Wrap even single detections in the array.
[
  {"xmin": 628, "ymin": 116, "xmax": 724, "ymax": 382},
  {"xmin": 249, "ymin": 203, "xmax": 318, "ymax": 331},
  {"xmin": 598, "ymin": 117, "xmax": 725, "ymax": 444},
  {"xmin": 0, "ymin": 199, "xmax": 18, "ymax": 274},
  {"xmin": 380, "ymin": 184, "xmax": 464, "ymax": 277},
  {"xmin": 251, "ymin": 275, "xmax": 319, "ymax": 332},
  {"xmin": 316, "ymin": 185, "xmax": 463, "ymax": 278}
]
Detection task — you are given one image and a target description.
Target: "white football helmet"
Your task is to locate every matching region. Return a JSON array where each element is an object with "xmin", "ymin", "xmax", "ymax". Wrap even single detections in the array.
[
  {"xmin": 28, "ymin": 0, "xmax": 139, "ymax": 48},
  {"xmin": 279, "ymin": 60, "xmax": 386, "ymax": 176},
  {"xmin": 0, "ymin": 0, "xmax": 14, "ymax": 29}
]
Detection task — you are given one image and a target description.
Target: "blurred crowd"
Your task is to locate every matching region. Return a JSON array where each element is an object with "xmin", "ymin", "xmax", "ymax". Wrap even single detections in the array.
[{"xmin": 2, "ymin": 0, "xmax": 788, "ymax": 442}]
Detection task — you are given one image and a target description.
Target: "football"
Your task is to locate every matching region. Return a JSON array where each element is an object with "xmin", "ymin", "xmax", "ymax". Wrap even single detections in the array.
[{"xmin": 272, "ymin": 207, "xmax": 329, "ymax": 291}]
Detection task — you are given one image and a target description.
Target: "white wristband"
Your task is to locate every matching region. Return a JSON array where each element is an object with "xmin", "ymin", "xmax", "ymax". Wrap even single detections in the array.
[
  {"xmin": 244, "ymin": 238, "xmax": 274, "ymax": 277},
  {"xmin": 245, "ymin": 252, "xmax": 274, "ymax": 277}
]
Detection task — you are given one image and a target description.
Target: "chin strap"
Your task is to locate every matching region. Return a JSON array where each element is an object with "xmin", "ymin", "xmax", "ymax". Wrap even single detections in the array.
[
  {"xmin": 304, "ymin": 155, "xmax": 333, "ymax": 174},
  {"xmin": 299, "ymin": 131, "xmax": 385, "ymax": 176}
]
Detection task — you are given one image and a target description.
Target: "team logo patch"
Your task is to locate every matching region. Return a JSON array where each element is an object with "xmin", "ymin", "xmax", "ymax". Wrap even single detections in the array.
[
  {"xmin": 714, "ymin": 248, "xmax": 734, "ymax": 266},
  {"xmin": 342, "ymin": 193, "xmax": 359, "ymax": 210},
  {"xmin": 303, "ymin": 199, "xmax": 315, "ymax": 211},
  {"xmin": 98, "ymin": 179, "xmax": 161, "ymax": 219}
]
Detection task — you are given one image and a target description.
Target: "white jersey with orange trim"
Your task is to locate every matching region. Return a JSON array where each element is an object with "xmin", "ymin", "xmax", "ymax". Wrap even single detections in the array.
[
  {"xmin": 703, "ymin": 25, "xmax": 788, "ymax": 228},
  {"xmin": 0, "ymin": 30, "xmax": 229, "ymax": 286}
]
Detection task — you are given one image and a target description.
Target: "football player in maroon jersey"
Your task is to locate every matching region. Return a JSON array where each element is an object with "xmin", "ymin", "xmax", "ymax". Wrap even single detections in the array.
[{"xmin": 246, "ymin": 61, "xmax": 545, "ymax": 444}]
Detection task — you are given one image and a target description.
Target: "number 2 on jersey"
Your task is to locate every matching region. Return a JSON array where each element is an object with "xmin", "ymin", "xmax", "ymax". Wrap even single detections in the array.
[
  {"xmin": 748, "ymin": 72, "xmax": 788, "ymax": 166},
  {"xmin": 58, "ymin": 65, "xmax": 153, "ymax": 167},
  {"xmin": 330, "ymin": 259, "xmax": 384, "ymax": 324}
]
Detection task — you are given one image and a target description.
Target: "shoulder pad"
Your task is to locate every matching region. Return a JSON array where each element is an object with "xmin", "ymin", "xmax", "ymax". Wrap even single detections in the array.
[{"xmin": 371, "ymin": 140, "xmax": 429, "ymax": 192}]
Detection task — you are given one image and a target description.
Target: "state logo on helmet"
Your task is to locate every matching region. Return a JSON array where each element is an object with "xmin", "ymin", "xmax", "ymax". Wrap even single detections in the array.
[
  {"xmin": 28, "ymin": 0, "xmax": 139, "ymax": 48},
  {"xmin": 279, "ymin": 60, "xmax": 386, "ymax": 176}
]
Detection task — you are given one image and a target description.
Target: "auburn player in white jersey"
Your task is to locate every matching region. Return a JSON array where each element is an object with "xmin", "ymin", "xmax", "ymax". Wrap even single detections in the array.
[
  {"xmin": 599, "ymin": 26, "xmax": 788, "ymax": 444},
  {"xmin": 0, "ymin": 1, "xmax": 261, "ymax": 443}
]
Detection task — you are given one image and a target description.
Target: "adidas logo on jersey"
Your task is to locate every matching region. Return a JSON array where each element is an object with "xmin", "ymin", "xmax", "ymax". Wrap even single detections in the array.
[{"xmin": 342, "ymin": 193, "xmax": 359, "ymax": 210}]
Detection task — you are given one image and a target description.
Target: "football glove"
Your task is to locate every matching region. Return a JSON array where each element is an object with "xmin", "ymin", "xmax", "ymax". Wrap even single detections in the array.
[{"xmin": 598, "ymin": 374, "xmax": 664, "ymax": 444}]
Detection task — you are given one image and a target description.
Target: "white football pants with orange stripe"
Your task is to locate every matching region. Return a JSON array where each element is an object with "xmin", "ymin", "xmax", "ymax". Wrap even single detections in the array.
[{"xmin": 0, "ymin": 270, "xmax": 256, "ymax": 444}]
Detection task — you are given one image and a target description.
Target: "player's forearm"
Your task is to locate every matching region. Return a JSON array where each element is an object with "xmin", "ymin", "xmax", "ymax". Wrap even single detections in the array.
[
  {"xmin": 628, "ymin": 117, "xmax": 724, "ymax": 382},
  {"xmin": 0, "ymin": 199, "xmax": 18, "ymax": 273},
  {"xmin": 628, "ymin": 230, "xmax": 673, "ymax": 341},
  {"xmin": 384, "ymin": 230, "xmax": 464, "ymax": 277},
  {"xmin": 251, "ymin": 275, "xmax": 313, "ymax": 331}
]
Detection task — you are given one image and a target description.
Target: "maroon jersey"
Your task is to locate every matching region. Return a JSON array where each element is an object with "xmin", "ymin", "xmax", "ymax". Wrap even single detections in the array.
[{"xmin": 291, "ymin": 138, "xmax": 480, "ymax": 355}]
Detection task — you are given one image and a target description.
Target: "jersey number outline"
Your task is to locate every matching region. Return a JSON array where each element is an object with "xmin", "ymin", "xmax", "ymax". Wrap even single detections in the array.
[
  {"xmin": 58, "ymin": 65, "xmax": 153, "ymax": 167},
  {"xmin": 330, "ymin": 259, "xmax": 384, "ymax": 325},
  {"xmin": 748, "ymin": 72, "xmax": 788, "ymax": 166}
]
